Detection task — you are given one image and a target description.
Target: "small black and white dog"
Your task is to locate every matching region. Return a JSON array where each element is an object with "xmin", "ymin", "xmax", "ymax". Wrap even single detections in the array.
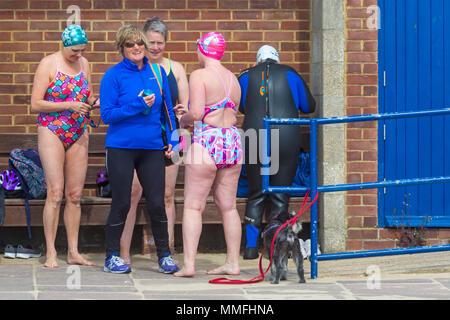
[{"xmin": 262, "ymin": 211, "xmax": 306, "ymax": 284}]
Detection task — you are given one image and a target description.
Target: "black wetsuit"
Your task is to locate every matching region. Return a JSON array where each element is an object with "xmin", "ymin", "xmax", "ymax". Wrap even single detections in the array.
[{"xmin": 238, "ymin": 60, "xmax": 316, "ymax": 251}]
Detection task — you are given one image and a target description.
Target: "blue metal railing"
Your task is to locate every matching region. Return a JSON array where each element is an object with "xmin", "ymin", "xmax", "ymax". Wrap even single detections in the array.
[{"xmin": 262, "ymin": 108, "xmax": 450, "ymax": 279}]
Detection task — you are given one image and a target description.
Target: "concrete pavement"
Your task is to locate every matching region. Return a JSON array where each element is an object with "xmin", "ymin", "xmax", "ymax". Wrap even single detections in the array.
[{"xmin": 0, "ymin": 251, "xmax": 449, "ymax": 300}]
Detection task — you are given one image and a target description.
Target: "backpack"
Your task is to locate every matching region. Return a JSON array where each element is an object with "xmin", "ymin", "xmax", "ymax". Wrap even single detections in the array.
[
  {"xmin": 8, "ymin": 148, "xmax": 47, "ymax": 238},
  {"xmin": 0, "ymin": 187, "xmax": 4, "ymax": 227},
  {"xmin": 290, "ymin": 151, "xmax": 311, "ymax": 196},
  {"xmin": 96, "ymin": 171, "xmax": 111, "ymax": 197}
]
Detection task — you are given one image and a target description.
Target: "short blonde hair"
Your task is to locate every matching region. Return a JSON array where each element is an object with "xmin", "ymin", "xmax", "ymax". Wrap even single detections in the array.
[{"xmin": 115, "ymin": 24, "xmax": 149, "ymax": 55}]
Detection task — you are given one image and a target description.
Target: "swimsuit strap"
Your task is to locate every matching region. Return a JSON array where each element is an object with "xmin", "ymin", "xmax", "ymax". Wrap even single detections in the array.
[
  {"xmin": 201, "ymin": 67, "xmax": 235, "ymax": 121},
  {"xmin": 225, "ymin": 70, "xmax": 233, "ymax": 97},
  {"xmin": 220, "ymin": 71, "xmax": 235, "ymax": 109},
  {"xmin": 55, "ymin": 56, "xmax": 61, "ymax": 74},
  {"xmin": 167, "ymin": 58, "xmax": 172, "ymax": 75},
  {"xmin": 211, "ymin": 66, "xmax": 232, "ymax": 99},
  {"xmin": 55, "ymin": 53, "xmax": 83, "ymax": 77},
  {"xmin": 228, "ymin": 72, "xmax": 233, "ymax": 97}
]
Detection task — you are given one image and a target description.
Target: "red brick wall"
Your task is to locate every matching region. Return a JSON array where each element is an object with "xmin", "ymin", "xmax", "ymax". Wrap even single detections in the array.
[
  {"xmin": 0, "ymin": 0, "xmax": 312, "ymax": 133},
  {"xmin": 345, "ymin": 0, "xmax": 450, "ymax": 249}
]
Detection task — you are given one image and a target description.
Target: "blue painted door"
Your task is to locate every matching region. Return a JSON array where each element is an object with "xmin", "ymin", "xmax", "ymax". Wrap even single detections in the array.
[{"xmin": 379, "ymin": 0, "xmax": 450, "ymax": 227}]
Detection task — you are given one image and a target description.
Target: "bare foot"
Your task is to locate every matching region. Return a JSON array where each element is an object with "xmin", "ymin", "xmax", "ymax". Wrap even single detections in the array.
[
  {"xmin": 44, "ymin": 254, "xmax": 59, "ymax": 268},
  {"xmin": 206, "ymin": 264, "xmax": 240, "ymax": 276},
  {"xmin": 170, "ymin": 248, "xmax": 178, "ymax": 264},
  {"xmin": 171, "ymin": 256, "xmax": 179, "ymax": 265},
  {"xmin": 120, "ymin": 247, "xmax": 131, "ymax": 265},
  {"xmin": 67, "ymin": 252, "xmax": 96, "ymax": 266},
  {"xmin": 174, "ymin": 266, "xmax": 195, "ymax": 277},
  {"xmin": 121, "ymin": 255, "xmax": 131, "ymax": 266}
]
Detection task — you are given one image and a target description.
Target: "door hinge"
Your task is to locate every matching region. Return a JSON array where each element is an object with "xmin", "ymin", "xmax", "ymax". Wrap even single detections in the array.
[
  {"xmin": 383, "ymin": 70, "xmax": 386, "ymax": 87},
  {"xmin": 383, "ymin": 124, "xmax": 386, "ymax": 140},
  {"xmin": 384, "ymin": 178, "xmax": 387, "ymax": 194}
]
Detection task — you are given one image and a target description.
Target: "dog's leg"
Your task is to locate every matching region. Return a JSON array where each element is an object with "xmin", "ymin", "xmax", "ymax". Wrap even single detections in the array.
[
  {"xmin": 280, "ymin": 254, "xmax": 288, "ymax": 280},
  {"xmin": 269, "ymin": 259, "xmax": 276, "ymax": 283},
  {"xmin": 271, "ymin": 242, "xmax": 282, "ymax": 284},
  {"xmin": 293, "ymin": 239, "xmax": 306, "ymax": 283},
  {"xmin": 268, "ymin": 240, "xmax": 277, "ymax": 283}
]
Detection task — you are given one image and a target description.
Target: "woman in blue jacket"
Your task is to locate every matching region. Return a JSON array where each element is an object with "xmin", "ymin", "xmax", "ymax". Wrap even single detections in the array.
[{"xmin": 100, "ymin": 25, "xmax": 178, "ymax": 274}]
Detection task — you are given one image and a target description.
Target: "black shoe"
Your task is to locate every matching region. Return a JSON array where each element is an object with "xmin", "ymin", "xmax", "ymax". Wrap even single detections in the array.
[
  {"xmin": 4, "ymin": 244, "xmax": 16, "ymax": 259},
  {"xmin": 16, "ymin": 244, "xmax": 41, "ymax": 259},
  {"xmin": 243, "ymin": 247, "xmax": 259, "ymax": 260}
]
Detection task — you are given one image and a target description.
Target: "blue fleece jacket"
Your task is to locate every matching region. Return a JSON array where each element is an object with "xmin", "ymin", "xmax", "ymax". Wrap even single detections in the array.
[{"xmin": 100, "ymin": 56, "xmax": 178, "ymax": 150}]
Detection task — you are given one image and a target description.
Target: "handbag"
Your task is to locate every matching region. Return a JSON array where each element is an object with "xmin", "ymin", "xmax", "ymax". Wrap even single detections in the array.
[
  {"xmin": 149, "ymin": 63, "xmax": 176, "ymax": 167},
  {"xmin": 96, "ymin": 171, "xmax": 111, "ymax": 197}
]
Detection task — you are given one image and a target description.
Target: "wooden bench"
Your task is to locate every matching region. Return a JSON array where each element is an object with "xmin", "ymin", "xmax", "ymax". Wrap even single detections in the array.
[{"xmin": 0, "ymin": 132, "xmax": 310, "ymax": 251}]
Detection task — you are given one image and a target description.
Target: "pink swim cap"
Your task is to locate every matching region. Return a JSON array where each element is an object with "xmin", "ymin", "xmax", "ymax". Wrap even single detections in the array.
[{"xmin": 197, "ymin": 32, "xmax": 226, "ymax": 60}]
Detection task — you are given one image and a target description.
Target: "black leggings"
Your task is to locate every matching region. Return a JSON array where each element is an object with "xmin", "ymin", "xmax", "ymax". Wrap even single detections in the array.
[{"xmin": 105, "ymin": 148, "xmax": 169, "ymax": 259}]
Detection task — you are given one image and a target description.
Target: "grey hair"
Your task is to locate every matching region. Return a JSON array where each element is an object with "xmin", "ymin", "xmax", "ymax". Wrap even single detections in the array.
[{"xmin": 143, "ymin": 17, "xmax": 168, "ymax": 42}]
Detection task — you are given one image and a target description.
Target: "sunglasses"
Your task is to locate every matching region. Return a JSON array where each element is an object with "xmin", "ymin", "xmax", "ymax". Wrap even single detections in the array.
[
  {"xmin": 86, "ymin": 98, "xmax": 101, "ymax": 128},
  {"xmin": 123, "ymin": 39, "xmax": 146, "ymax": 48}
]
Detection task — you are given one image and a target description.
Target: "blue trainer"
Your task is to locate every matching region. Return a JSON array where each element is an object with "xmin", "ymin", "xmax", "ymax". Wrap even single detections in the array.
[
  {"xmin": 104, "ymin": 253, "xmax": 131, "ymax": 274},
  {"xmin": 158, "ymin": 254, "xmax": 179, "ymax": 274}
]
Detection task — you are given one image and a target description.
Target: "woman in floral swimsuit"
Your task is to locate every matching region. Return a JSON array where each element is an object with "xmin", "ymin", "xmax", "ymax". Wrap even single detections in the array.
[
  {"xmin": 174, "ymin": 32, "xmax": 242, "ymax": 277},
  {"xmin": 31, "ymin": 25, "xmax": 99, "ymax": 268}
]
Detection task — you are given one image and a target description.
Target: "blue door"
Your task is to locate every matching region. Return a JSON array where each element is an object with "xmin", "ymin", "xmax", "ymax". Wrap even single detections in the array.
[{"xmin": 379, "ymin": 0, "xmax": 450, "ymax": 227}]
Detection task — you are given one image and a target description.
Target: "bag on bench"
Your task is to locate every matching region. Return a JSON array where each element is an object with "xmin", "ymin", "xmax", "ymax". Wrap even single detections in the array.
[
  {"xmin": 0, "ymin": 187, "xmax": 4, "ymax": 228},
  {"xmin": 8, "ymin": 148, "xmax": 47, "ymax": 239},
  {"xmin": 96, "ymin": 171, "xmax": 111, "ymax": 197},
  {"xmin": 0, "ymin": 169, "xmax": 26, "ymax": 198}
]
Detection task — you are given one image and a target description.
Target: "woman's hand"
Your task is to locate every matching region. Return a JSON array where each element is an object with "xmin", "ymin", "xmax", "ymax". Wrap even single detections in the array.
[
  {"xmin": 174, "ymin": 104, "xmax": 192, "ymax": 128},
  {"xmin": 143, "ymin": 94, "xmax": 155, "ymax": 107},
  {"xmin": 164, "ymin": 144, "xmax": 175, "ymax": 159},
  {"xmin": 91, "ymin": 98, "xmax": 100, "ymax": 109},
  {"xmin": 173, "ymin": 104, "xmax": 188, "ymax": 118},
  {"xmin": 139, "ymin": 90, "xmax": 155, "ymax": 108},
  {"xmin": 71, "ymin": 101, "xmax": 92, "ymax": 115}
]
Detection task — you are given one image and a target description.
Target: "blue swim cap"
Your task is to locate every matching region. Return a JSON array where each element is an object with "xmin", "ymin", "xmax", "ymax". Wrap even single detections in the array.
[{"xmin": 62, "ymin": 24, "xmax": 88, "ymax": 47}]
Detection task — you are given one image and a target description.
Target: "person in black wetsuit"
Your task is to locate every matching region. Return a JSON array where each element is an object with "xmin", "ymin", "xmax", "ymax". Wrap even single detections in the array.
[{"xmin": 238, "ymin": 45, "xmax": 316, "ymax": 259}]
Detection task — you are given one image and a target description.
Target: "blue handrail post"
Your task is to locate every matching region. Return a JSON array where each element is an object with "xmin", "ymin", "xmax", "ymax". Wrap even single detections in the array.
[
  {"xmin": 309, "ymin": 119, "xmax": 319, "ymax": 279},
  {"xmin": 261, "ymin": 108, "xmax": 450, "ymax": 279},
  {"xmin": 262, "ymin": 117, "xmax": 270, "ymax": 191}
]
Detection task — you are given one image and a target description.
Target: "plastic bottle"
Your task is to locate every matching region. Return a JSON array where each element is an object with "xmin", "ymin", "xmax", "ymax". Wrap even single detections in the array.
[{"xmin": 142, "ymin": 89, "xmax": 153, "ymax": 115}]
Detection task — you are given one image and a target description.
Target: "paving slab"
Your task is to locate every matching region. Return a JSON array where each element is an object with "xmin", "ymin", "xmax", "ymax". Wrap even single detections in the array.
[{"xmin": 0, "ymin": 251, "xmax": 449, "ymax": 300}]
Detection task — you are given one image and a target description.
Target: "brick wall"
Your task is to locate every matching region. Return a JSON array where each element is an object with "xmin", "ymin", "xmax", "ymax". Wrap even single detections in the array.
[
  {"xmin": 0, "ymin": 0, "xmax": 312, "ymax": 134},
  {"xmin": 345, "ymin": 0, "xmax": 380, "ymax": 250},
  {"xmin": 344, "ymin": 0, "xmax": 450, "ymax": 249}
]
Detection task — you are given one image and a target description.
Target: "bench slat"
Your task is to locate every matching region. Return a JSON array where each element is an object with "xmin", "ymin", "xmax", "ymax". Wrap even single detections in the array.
[
  {"xmin": 0, "ymin": 133, "xmax": 106, "ymax": 154},
  {"xmin": 3, "ymin": 197, "xmax": 310, "ymax": 226},
  {"xmin": 1, "ymin": 132, "xmax": 311, "ymax": 227}
]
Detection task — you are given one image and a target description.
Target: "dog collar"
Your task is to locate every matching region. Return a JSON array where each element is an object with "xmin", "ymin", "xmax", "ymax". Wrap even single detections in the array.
[{"xmin": 262, "ymin": 223, "xmax": 281, "ymax": 237}]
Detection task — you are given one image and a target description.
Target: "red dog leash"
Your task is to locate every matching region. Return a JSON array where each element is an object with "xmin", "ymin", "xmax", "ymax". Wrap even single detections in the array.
[{"xmin": 209, "ymin": 190, "xmax": 318, "ymax": 285}]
